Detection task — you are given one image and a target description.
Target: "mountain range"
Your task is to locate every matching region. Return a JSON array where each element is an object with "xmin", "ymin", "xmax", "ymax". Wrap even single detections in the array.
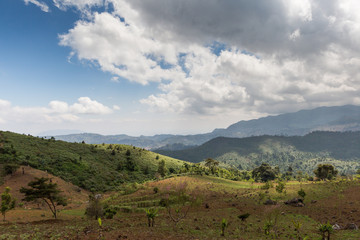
[
  {"xmin": 154, "ymin": 131, "xmax": 360, "ymax": 174},
  {"xmin": 52, "ymin": 105, "xmax": 360, "ymax": 149}
]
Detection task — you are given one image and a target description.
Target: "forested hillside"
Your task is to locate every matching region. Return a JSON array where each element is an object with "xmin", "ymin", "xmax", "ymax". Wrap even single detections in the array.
[
  {"xmin": 155, "ymin": 131, "xmax": 360, "ymax": 174},
  {"xmin": 0, "ymin": 131, "xmax": 184, "ymax": 192}
]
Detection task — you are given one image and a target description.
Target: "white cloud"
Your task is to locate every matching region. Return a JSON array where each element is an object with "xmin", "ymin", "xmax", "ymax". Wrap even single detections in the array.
[
  {"xmin": 0, "ymin": 99, "xmax": 11, "ymax": 108},
  {"xmin": 24, "ymin": 0, "xmax": 50, "ymax": 12},
  {"xmin": 110, "ymin": 76, "xmax": 119, "ymax": 83},
  {"xmin": 289, "ymin": 29, "xmax": 301, "ymax": 41},
  {"xmin": 113, "ymin": 105, "xmax": 120, "ymax": 110},
  {"xmin": 70, "ymin": 97, "xmax": 112, "ymax": 114},
  {"xmin": 55, "ymin": 0, "xmax": 360, "ymax": 117},
  {"xmin": 59, "ymin": 12, "xmax": 184, "ymax": 85},
  {"xmin": 53, "ymin": 0, "xmax": 103, "ymax": 11},
  {"xmin": 49, "ymin": 100, "xmax": 69, "ymax": 113},
  {"xmin": 0, "ymin": 97, "xmax": 113, "ymax": 129}
]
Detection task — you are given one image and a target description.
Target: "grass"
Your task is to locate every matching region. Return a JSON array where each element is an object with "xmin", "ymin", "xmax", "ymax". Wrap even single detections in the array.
[
  {"xmin": 61, "ymin": 209, "xmax": 85, "ymax": 216},
  {"xmin": 0, "ymin": 131, "xmax": 185, "ymax": 192},
  {"xmin": 2, "ymin": 170, "xmax": 360, "ymax": 239}
]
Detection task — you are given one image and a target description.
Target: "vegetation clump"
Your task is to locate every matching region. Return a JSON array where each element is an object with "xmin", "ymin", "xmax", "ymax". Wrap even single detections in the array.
[
  {"xmin": 252, "ymin": 163, "xmax": 277, "ymax": 182},
  {"xmin": 145, "ymin": 208, "xmax": 158, "ymax": 227},
  {"xmin": 85, "ymin": 194, "xmax": 104, "ymax": 220},
  {"xmin": 314, "ymin": 164, "xmax": 338, "ymax": 180},
  {"xmin": 1, "ymin": 187, "xmax": 16, "ymax": 221}
]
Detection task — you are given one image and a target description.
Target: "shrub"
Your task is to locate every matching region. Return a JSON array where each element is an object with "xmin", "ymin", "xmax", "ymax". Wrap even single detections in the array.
[
  {"xmin": 275, "ymin": 180, "xmax": 286, "ymax": 193},
  {"xmin": 85, "ymin": 194, "xmax": 104, "ymax": 220},
  {"xmin": 221, "ymin": 218, "xmax": 229, "ymax": 236},
  {"xmin": 298, "ymin": 188, "xmax": 306, "ymax": 199},
  {"xmin": 318, "ymin": 221, "xmax": 333, "ymax": 240},
  {"xmin": 261, "ymin": 181, "xmax": 273, "ymax": 190},
  {"xmin": 103, "ymin": 206, "xmax": 117, "ymax": 219},
  {"xmin": 145, "ymin": 208, "xmax": 159, "ymax": 227}
]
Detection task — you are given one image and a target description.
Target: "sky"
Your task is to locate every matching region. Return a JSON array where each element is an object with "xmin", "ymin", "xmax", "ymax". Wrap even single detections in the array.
[{"xmin": 1, "ymin": 0, "xmax": 360, "ymax": 136}]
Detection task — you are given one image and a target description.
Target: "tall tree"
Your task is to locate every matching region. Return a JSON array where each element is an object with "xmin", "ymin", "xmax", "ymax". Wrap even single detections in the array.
[
  {"xmin": 205, "ymin": 158, "xmax": 219, "ymax": 175},
  {"xmin": 1, "ymin": 187, "xmax": 16, "ymax": 221},
  {"xmin": 252, "ymin": 163, "xmax": 276, "ymax": 182},
  {"xmin": 314, "ymin": 164, "xmax": 338, "ymax": 180},
  {"xmin": 157, "ymin": 160, "xmax": 167, "ymax": 177},
  {"xmin": 85, "ymin": 194, "xmax": 104, "ymax": 220},
  {"xmin": 20, "ymin": 177, "xmax": 67, "ymax": 219}
]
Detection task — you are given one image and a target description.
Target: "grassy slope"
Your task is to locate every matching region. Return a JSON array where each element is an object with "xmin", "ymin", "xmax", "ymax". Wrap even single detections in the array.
[
  {"xmin": 2, "ymin": 175, "xmax": 360, "ymax": 239},
  {"xmin": 0, "ymin": 131, "xmax": 185, "ymax": 192},
  {"xmin": 156, "ymin": 131, "xmax": 360, "ymax": 174}
]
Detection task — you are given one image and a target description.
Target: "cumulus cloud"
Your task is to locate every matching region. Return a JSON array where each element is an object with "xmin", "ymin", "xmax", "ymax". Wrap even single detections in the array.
[
  {"xmin": 49, "ymin": 97, "xmax": 113, "ymax": 115},
  {"xmin": 70, "ymin": 97, "xmax": 113, "ymax": 114},
  {"xmin": 52, "ymin": 0, "xmax": 103, "ymax": 11},
  {"xmin": 0, "ymin": 97, "xmax": 113, "ymax": 127},
  {"xmin": 24, "ymin": 0, "xmax": 50, "ymax": 12},
  {"xmin": 57, "ymin": 0, "xmax": 360, "ymax": 116}
]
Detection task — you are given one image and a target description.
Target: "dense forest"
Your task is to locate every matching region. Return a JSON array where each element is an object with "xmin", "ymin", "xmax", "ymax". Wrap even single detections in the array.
[{"xmin": 155, "ymin": 131, "xmax": 360, "ymax": 174}]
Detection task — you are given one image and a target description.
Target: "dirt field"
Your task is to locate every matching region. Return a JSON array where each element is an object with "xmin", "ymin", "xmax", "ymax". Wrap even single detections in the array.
[{"xmin": 1, "ymin": 172, "xmax": 360, "ymax": 239}]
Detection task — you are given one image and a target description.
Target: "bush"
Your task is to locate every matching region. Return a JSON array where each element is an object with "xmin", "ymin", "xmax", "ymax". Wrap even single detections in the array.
[
  {"xmin": 104, "ymin": 206, "xmax": 117, "ymax": 219},
  {"xmin": 298, "ymin": 188, "xmax": 306, "ymax": 199},
  {"xmin": 275, "ymin": 180, "xmax": 286, "ymax": 193},
  {"xmin": 85, "ymin": 194, "xmax": 104, "ymax": 220},
  {"xmin": 261, "ymin": 181, "xmax": 273, "ymax": 190}
]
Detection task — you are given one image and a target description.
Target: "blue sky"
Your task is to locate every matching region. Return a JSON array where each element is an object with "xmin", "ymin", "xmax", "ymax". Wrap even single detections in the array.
[{"xmin": 1, "ymin": 0, "xmax": 360, "ymax": 136}]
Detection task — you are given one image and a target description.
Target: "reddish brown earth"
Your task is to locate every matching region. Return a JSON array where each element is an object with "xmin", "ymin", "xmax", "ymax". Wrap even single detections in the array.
[
  {"xmin": 1, "ymin": 173, "xmax": 360, "ymax": 239},
  {"xmin": 0, "ymin": 165, "xmax": 89, "ymax": 211}
]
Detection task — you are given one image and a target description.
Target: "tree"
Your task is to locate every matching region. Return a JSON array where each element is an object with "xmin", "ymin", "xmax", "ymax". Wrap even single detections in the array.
[
  {"xmin": 162, "ymin": 181, "xmax": 200, "ymax": 227},
  {"xmin": 252, "ymin": 163, "xmax": 276, "ymax": 182},
  {"xmin": 126, "ymin": 157, "xmax": 137, "ymax": 171},
  {"xmin": 205, "ymin": 158, "xmax": 219, "ymax": 175},
  {"xmin": 275, "ymin": 180, "xmax": 286, "ymax": 194},
  {"xmin": 3, "ymin": 164, "xmax": 19, "ymax": 176},
  {"xmin": 1, "ymin": 187, "xmax": 16, "ymax": 221},
  {"xmin": 314, "ymin": 164, "xmax": 338, "ymax": 180},
  {"xmin": 20, "ymin": 177, "xmax": 67, "ymax": 219},
  {"xmin": 145, "ymin": 208, "xmax": 158, "ymax": 227},
  {"xmin": 157, "ymin": 160, "xmax": 167, "ymax": 177},
  {"xmin": 85, "ymin": 194, "xmax": 104, "ymax": 220}
]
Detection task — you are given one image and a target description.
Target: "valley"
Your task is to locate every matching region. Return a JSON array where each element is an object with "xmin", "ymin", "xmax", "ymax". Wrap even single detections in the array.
[{"xmin": 1, "ymin": 130, "xmax": 360, "ymax": 239}]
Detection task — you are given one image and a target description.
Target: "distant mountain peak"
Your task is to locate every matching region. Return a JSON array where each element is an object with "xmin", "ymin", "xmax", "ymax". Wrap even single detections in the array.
[{"xmin": 53, "ymin": 105, "xmax": 360, "ymax": 149}]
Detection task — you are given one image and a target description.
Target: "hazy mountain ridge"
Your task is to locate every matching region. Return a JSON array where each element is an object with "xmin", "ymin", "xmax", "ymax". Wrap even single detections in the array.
[
  {"xmin": 53, "ymin": 105, "xmax": 360, "ymax": 149},
  {"xmin": 155, "ymin": 131, "xmax": 360, "ymax": 174}
]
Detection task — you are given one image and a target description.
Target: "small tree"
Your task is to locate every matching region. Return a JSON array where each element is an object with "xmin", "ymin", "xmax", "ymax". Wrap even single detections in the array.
[
  {"xmin": 85, "ymin": 194, "xmax": 104, "ymax": 220},
  {"xmin": 314, "ymin": 164, "xmax": 338, "ymax": 180},
  {"xmin": 205, "ymin": 158, "xmax": 219, "ymax": 175},
  {"xmin": 298, "ymin": 188, "xmax": 306, "ymax": 199},
  {"xmin": 1, "ymin": 187, "xmax": 16, "ymax": 221},
  {"xmin": 157, "ymin": 160, "xmax": 167, "ymax": 178},
  {"xmin": 3, "ymin": 164, "xmax": 19, "ymax": 176},
  {"xmin": 20, "ymin": 177, "xmax": 67, "ymax": 219},
  {"xmin": 318, "ymin": 221, "xmax": 333, "ymax": 240},
  {"xmin": 145, "ymin": 208, "xmax": 158, "ymax": 227},
  {"xmin": 162, "ymin": 181, "xmax": 200, "ymax": 227},
  {"xmin": 275, "ymin": 180, "xmax": 286, "ymax": 194},
  {"xmin": 252, "ymin": 163, "xmax": 276, "ymax": 182},
  {"xmin": 220, "ymin": 218, "xmax": 229, "ymax": 236}
]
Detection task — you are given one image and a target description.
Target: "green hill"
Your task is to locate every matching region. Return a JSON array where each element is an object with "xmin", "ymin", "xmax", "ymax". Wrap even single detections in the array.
[
  {"xmin": 0, "ymin": 131, "xmax": 185, "ymax": 192},
  {"xmin": 155, "ymin": 131, "xmax": 360, "ymax": 174}
]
